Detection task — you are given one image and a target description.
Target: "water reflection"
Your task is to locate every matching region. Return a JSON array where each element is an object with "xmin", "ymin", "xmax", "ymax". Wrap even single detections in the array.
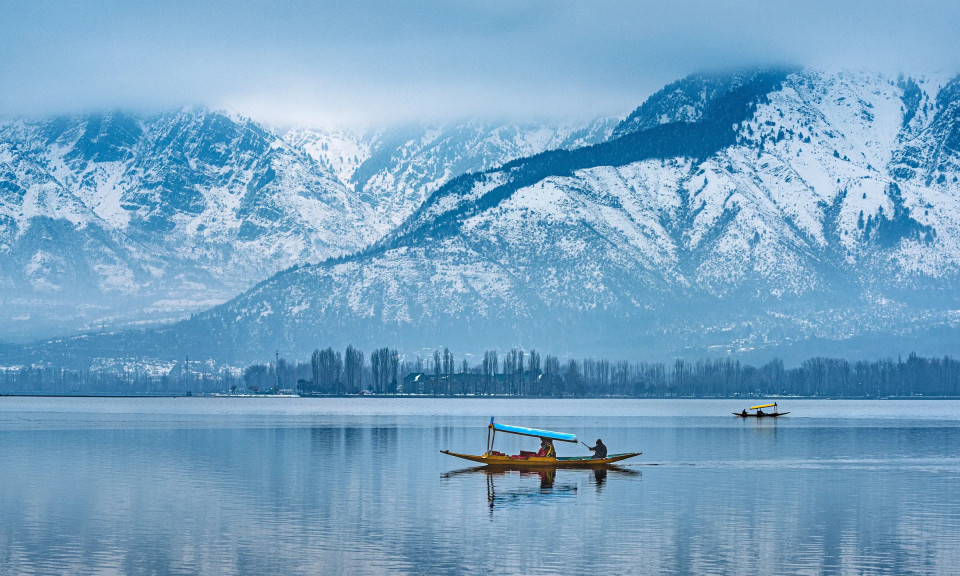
[
  {"xmin": 442, "ymin": 465, "xmax": 641, "ymax": 513},
  {"xmin": 485, "ymin": 469, "xmax": 576, "ymax": 513},
  {"xmin": 1, "ymin": 399, "xmax": 959, "ymax": 576},
  {"xmin": 593, "ymin": 467, "xmax": 608, "ymax": 491}
]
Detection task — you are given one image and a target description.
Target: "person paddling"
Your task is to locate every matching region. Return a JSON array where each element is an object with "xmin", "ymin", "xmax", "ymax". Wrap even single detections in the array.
[{"xmin": 585, "ymin": 438, "xmax": 607, "ymax": 459}]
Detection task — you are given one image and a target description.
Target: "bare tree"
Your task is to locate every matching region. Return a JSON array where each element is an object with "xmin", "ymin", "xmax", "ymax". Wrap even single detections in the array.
[
  {"xmin": 481, "ymin": 350, "xmax": 499, "ymax": 395},
  {"xmin": 527, "ymin": 350, "xmax": 541, "ymax": 396},
  {"xmin": 310, "ymin": 349, "xmax": 321, "ymax": 394},
  {"xmin": 389, "ymin": 349, "xmax": 400, "ymax": 393},
  {"xmin": 345, "ymin": 345, "xmax": 364, "ymax": 394},
  {"xmin": 544, "ymin": 354, "xmax": 561, "ymax": 397}
]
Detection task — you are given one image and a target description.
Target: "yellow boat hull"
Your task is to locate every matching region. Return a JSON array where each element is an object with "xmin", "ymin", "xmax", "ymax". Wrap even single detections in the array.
[{"xmin": 441, "ymin": 450, "xmax": 641, "ymax": 467}]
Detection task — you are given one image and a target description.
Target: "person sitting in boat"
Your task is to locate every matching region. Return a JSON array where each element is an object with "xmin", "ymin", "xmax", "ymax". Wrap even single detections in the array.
[
  {"xmin": 757, "ymin": 408, "xmax": 764, "ymax": 415},
  {"xmin": 587, "ymin": 438, "xmax": 607, "ymax": 459},
  {"xmin": 741, "ymin": 409, "xmax": 747, "ymax": 416},
  {"xmin": 536, "ymin": 438, "xmax": 556, "ymax": 458}
]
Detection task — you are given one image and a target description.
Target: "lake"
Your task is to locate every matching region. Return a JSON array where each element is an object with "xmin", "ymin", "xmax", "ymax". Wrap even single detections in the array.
[{"xmin": 1, "ymin": 397, "xmax": 959, "ymax": 575}]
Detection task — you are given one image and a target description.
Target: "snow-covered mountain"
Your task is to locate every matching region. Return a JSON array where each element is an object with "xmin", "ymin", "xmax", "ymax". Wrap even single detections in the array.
[
  {"xmin": 0, "ymin": 109, "xmax": 383, "ymax": 339},
  {"xmin": 5, "ymin": 67, "xmax": 960, "ymax": 366},
  {"xmin": 282, "ymin": 118, "xmax": 616, "ymax": 228},
  {"xmin": 169, "ymin": 69, "xmax": 960, "ymax": 361},
  {"xmin": 0, "ymin": 110, "xmax": 610, "ymax": 340}
]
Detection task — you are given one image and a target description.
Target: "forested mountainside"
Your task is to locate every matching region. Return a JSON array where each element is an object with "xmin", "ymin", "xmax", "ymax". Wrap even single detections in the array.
[
  {"xmin": 0, "ymin": 111, "xmax": 608, "ymax": 340},
  {"xmin": 7, "ymin": 67, "xmax": 959, "ymax": 368}
]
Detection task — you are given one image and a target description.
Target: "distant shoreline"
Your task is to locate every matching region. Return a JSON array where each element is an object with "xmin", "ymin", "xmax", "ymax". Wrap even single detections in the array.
[
  {"xmin": 0, "ymin": 393, "xmax": 182, "ymax": 398},
  {"xmin": 3, "ymin": 394, "xmax": 960, "ymax": 400}
]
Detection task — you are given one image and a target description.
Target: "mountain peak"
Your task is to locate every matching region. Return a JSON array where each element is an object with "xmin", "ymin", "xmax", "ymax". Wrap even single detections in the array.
[{"xmin": 612, "ymin": 67, "xmax": 800, "ymax": 139}]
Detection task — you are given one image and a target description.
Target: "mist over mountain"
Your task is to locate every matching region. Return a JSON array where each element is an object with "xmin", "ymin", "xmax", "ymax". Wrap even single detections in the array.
[{"xmin": 4, "ymin": 67, "xmax": 958, "ymax": 369}]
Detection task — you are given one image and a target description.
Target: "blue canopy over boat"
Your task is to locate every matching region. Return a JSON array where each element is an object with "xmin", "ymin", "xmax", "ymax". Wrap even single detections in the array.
[{"xmin": 489, "ymin": 420, "xmax": 577, "ymax": 443}]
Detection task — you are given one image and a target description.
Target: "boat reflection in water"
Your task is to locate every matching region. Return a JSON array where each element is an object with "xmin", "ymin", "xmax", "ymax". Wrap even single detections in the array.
[{"xmin": 443, "ymin": 465, "xmax": 640, "ymax": 512}]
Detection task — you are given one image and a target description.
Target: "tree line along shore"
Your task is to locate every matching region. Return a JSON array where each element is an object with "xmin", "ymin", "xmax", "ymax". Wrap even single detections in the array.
[{"xmin": 1, "ymin": 348, "xmax": 958, "ymax": 398}]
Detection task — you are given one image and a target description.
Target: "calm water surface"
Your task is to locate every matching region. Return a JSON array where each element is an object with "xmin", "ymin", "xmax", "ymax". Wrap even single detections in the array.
[{"xmin": 1, "ymin": 398, "xmax": 959, "ymax": 575}]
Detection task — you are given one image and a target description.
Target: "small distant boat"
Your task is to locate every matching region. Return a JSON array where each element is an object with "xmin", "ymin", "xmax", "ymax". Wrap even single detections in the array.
[
  {"xmin": 734, "ymin": 402, "xmax": 789, "ymax": 418},
  {"xmin": 442, "ymin": 418, "xmax": 641, "ymax": 468}
]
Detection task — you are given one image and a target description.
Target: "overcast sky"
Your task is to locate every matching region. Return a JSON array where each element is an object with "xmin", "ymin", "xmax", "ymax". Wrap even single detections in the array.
[{"xmin": 2, "ymin": 1, "xmax": 959, "ymax": 126}]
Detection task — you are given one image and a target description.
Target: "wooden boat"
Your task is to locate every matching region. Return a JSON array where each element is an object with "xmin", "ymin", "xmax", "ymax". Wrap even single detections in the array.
[
  {"xmin": 441, "ymin": 418, "xmax": 641, "ymax": 468},
  {"xmin": 734, "ymin": 402, "xmax": 790, "ymax": 418},
  {"xmin": 442, "ymin": 450, "xmax": 641, "ymax": 467},
  {"xmin": 442, "ymin": 464, "xmax": 641, "ymax": 478}
]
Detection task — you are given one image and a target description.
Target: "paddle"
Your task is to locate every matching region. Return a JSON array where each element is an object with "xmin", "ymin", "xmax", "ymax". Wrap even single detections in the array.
[{"xmin": 581, "ymin": 441, "xmax": 597, "ymax": 457}]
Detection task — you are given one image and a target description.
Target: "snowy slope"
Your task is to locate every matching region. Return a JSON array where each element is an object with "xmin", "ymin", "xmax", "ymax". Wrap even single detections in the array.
[
  {"xmin": 282, "ymin": 118, "xmax": 617, "ymax": 230},
  {"xmin": 0, "ymin": 111, "xmax": 616, "ymax": 340},
  {"xmin": 5, "ymin": 68, "xmax": 960, "ymax": 365},
  {"xmin": 161, "ymin": 68, "xmax": 960, "ymax": 362},
  {"xmin": 0, "ymin": 110, "xmax": 382, "ymax": 339}
]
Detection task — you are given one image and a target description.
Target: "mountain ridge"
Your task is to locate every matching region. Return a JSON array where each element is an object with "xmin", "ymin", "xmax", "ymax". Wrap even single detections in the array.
[
  {"xmin": 0, "ymin": 110, "xmax": 611, "ymax": 340},
  {"xmin": 3, "ymin": 67, "xmax": 960, "ymax": 368}
]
